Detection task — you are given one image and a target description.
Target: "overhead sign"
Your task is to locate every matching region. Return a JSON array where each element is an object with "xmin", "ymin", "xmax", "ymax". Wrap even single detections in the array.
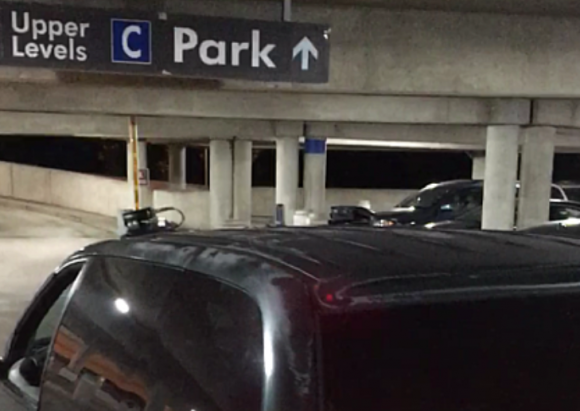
[{"xmin": 0, "ymin": 3, "xmax": 330, "ymax": 83}]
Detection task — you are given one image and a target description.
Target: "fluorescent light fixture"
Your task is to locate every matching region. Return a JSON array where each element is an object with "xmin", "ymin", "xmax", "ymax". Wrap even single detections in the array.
[
  {"xmin": 114, "ymin": 298, "xmax": 130, "ymax": 314},
  {"xmin": 326, "ymin": 138, "xmax": 482, "ymax": 150}
]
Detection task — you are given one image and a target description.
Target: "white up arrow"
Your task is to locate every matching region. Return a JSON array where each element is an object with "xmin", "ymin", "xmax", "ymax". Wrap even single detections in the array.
[{"xmin": 293, "ymin": 37, "xmax": 319, "ymax": 71}]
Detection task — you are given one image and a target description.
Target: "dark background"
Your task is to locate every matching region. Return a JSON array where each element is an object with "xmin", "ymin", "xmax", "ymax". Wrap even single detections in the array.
[{"xmin": 0, "ymin": 136, "xmax": 579, "ymax": 188}]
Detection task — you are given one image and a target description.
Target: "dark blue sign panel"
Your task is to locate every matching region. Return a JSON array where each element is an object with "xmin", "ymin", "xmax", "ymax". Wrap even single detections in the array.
[
  {"xmin": 111, "ymin": 19, "xmax": 152, "ymax": 65},
  {"xmin": 304, "ymin": 138, "xmax": 327, "ymax": 154},
  {"xmin": 0, "ymin": 3, "xmax": 330, "ymax": 83}
]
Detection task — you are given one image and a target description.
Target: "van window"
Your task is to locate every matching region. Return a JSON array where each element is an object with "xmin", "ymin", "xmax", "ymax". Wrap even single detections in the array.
[
  {"xmin": 321, "ymin": 293, "xmax": 580, "ymax": 411},
  {"xmin": 440, "ymin": 187, "xmax": 483, "ymax": 215},
  {"xmin": 0, "ymin": 261, "xmax": 84, "ymax": 409},
  {"xmin": 32, "ymin": 283, "xmax": 73, "ymax": 345},
  {"xmin": 398, "ymin": 185, "xmax": 452, "ymax": 208},
  {"xmin": 40, "ymin": 257, "xmax": 264, "ymax": 411}
]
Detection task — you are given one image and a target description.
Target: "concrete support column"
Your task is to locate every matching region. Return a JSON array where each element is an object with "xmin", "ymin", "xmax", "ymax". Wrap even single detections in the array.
[
  {"xmin": 126, "ymin": 140, "xmax": 152, "ymax": 209},
  {"xmin": 472, "ymin": 154, "xmax": 486, "ymax": 180},
  {"xmin": 209, "ymin": 140, "xmax": 233, "ymax": 229},
  {"xmin": 304, "ymin": 138, "xmax": 327, "ymax": 222},
  {"xmin": 168, "ymin": 145, "xmax": 187, "ymax": 190},
  {"xmin": 276, "ymin": 137, "xmax": 299, "ymax": 225},
  {"xmin": 517, "ymin": 127, "xmax": 556, "ymax": 229},
  {"xmin": 481, "ymin": 126, "xmax": 520, "ymax": 231},
  {"xmin": 233, "ymin": 140, "xmax": 252, "ymax": 224}
]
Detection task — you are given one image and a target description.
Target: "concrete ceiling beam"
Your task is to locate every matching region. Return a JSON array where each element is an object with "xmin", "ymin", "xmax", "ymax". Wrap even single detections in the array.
[
  {"xmin": 0, "ymin": 83, "xmax": 531, "ymax": 124},
  {"xmin": 306, "ymin": 122, "xmax": 580, "ymax": 152},
  {"xmin": 306, "ymin": 123, "xmax": 487, "ymax": 144},
  {"xmin": 533, "ymin": 100, "xmax": 580, "ymax": 128},
  {"xmin": 137, "ymin": 117, "xmax": 303, "ymax": 139},
  {"xmin": 0, "ymin": 111, "xmax": 128, "ymax": 137},
  {"xmin": 0, "ymin": 110, "xmax": 578, "ymax": 152},
  {"xmin": 0, "ymin": 111, "xmax": 303, "ymax": 139}
]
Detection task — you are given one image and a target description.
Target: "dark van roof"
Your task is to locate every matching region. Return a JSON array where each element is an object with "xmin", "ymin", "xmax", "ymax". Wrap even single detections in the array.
[{"xmin": 77, "ymin": 227, "xmax": 580, "ymax": 304}]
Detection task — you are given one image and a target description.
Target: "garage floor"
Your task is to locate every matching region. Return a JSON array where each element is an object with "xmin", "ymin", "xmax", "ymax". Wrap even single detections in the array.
[{"xmin": 0, "ymin": 199, "xmax": 114, "ymax": 350}]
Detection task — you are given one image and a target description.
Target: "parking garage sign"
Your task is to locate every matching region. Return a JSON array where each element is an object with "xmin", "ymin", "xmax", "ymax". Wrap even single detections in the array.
[{"xmin": 0, "ymin": 3, "xmax": 330, "ymax": 83}]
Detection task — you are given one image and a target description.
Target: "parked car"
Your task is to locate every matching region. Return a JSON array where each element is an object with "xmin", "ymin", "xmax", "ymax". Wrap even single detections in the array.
[
  {"xmin": 520, "ymin": 218, "xmax": 580, "ymax": 238},
  {"xmin": 4, "ymin": 228, "xmax": 580, "ymax": 411},
  {"xmin": 425, "ymin": 199, "xmax": 580, "ymax": 230},
  {"xmin": 329, "ymin": 179, "xmax": 567, "ymax": 227}
]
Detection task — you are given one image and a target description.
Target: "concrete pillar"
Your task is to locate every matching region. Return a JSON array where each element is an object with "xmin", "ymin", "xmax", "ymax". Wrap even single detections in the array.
[
  {"xmin": 481, "ymin": 126, "xmax": 520, "ymax": 231},
  {"xmin": 304, "ymin": 138, "xmax": 327, "ymax": 222},
  {"xmin": 517, "ymin": 127, "xmax": 556, "ymax": 229},
  {"xmin": 276, "ymin": 137, "xmax": 299, "ymax": 225},
  {"xmin": 68, "ymin": 343, "xmax": 93, "ymax": 373},
  {"xmin": 168, "ymin": 145, "xmax": 187, "ymax": 190},
  {"xmin": 209, "ymin": 140, "xmax": 233, "ymax": 229},
  {"xmin": 472, "ymin": 154, "xmax": 486, "ymax": 180},
  {"xmin": 233, "ymin": 140, "xmax": 253, "ymax": 224},
  {"xmin": 126, "ymin": 140, "xmax": 153, "ymax": 209}
]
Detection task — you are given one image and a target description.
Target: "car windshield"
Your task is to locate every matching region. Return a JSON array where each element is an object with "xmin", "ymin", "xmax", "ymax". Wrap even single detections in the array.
[
  {"xmin": 320, "ymin": 293, "xmax": 580, "ymax": 411},
  {"xmin": 563, "ymin": 187, "xmax": 580, "ymax": 202},
  {"xmin": 397, "ymin": 184, "xmax": 451, "ymax": 208}
]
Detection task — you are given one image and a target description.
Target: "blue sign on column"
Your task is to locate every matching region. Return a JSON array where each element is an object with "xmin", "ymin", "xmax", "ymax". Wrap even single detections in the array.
[
  {"xmin": 304, "ymin": 138, "xmax": 327, "ymax": 154},
  {"xmin": 111, "ymin": 19, "xmax": 152, "ymax": 65}
]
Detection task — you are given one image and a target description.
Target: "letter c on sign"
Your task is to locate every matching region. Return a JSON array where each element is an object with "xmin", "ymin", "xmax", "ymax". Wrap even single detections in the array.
[{"xmin": 122, "ymin": 25, "xmax": 142, "ymax": 59}]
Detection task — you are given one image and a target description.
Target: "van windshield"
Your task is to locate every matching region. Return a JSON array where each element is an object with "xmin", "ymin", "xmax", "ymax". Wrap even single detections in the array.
[
  {"xmin": 320, "ymin": 294, "xmax": 580, "ymax": 411},
  {"xmin": 397, "ymin": 185, "xmax": 450, "ymax": 208}
]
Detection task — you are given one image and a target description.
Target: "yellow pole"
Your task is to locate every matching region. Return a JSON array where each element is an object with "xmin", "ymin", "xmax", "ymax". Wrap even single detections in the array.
[{"xmin": 129, "ymin": 116, "xmax": 140, "ymax": 210}]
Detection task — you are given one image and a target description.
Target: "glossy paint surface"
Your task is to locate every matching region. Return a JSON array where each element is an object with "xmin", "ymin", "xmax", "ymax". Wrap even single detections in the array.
[
  {"xmin": 40, "ymin": 253, "xmax": 317, "ymax": 411},
  {"xmin": 8, "ymin": 227, "xmax": 580, "ymax": 411}
]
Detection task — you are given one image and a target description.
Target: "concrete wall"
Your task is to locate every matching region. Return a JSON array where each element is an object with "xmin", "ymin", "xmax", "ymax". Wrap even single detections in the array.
[
  {"xmin": 252, "ymin": 187, "xmax": 415, "ymax": 217},
  {"xmin": 173, "ymin": 2, "xmax": 580, "ymax": 97},
  {"xmin": 0, "ymin": 161, "xmax": 131, "ymax": 216},
  {"xmin": 0, "ymin": 162, "xmax": 416, "ymax": 225},
  {"xmin": 153, "ymin": 189, "xmax": 211, "ymax": 230}
]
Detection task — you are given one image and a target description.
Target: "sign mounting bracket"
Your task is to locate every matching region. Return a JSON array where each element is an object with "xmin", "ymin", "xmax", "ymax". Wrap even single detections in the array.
[{"xmin": 283, "ymin": 0, "xmax": 292, "ymax": 22}]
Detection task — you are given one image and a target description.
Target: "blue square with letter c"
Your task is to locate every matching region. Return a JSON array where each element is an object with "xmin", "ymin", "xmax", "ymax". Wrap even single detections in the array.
[{"xmin": 111, "ymin": 19, "xmax": 152, "ymax": 65}]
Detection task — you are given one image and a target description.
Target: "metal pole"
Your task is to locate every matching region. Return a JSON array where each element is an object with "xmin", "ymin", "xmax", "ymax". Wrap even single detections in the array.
[
  {"xmin": 204, "ymin": 146, "xmax": 209, "ymax": 187},
  {"xmin": 129, "ymin": 116, "xmax": 140, "ymax": 210},
  {"xmin": 282, "ymin": 0, "xmax": 291, "ymax": 21}
]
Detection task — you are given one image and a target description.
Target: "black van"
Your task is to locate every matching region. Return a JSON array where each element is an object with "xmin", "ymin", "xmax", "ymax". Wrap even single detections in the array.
[{"xmin": 3, "ymin": 227, "xmax": 580, "ymax": 411}]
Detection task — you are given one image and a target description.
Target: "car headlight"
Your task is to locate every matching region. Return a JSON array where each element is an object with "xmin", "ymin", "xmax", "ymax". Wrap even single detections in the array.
[{"xmin": 374, "ymin": 219, "xmax": 396, "ymax": 227}]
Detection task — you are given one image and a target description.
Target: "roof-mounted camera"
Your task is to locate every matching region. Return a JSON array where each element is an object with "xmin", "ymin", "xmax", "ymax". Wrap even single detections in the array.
[{"xmin": 118, "ymin": 207, "xmax": 185, "ymax": 238}]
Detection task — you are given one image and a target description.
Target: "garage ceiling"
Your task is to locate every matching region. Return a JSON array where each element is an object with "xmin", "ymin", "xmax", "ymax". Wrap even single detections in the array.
[{"xmin": 257, "ymin": 0, "xmax": 580, "ymax": 16}]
